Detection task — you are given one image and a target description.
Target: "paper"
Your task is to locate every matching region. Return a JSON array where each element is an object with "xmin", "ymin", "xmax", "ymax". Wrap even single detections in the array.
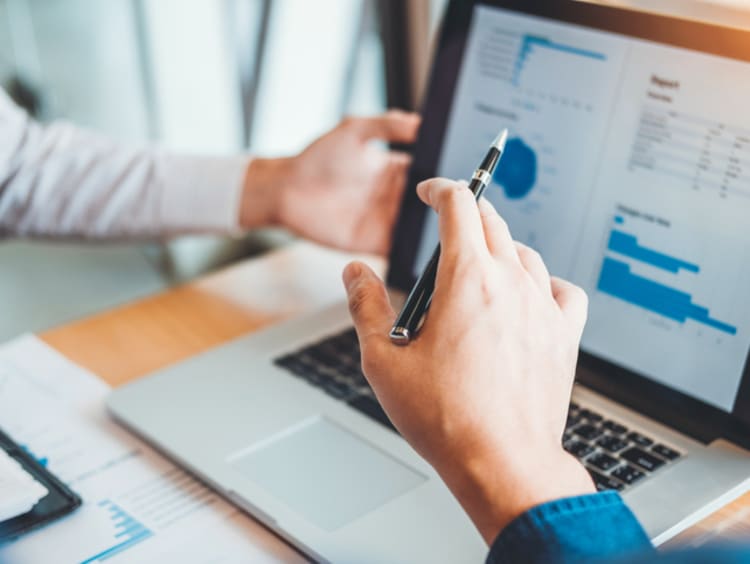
[
  {"xmin": 0, "ymin": 335, "xmax": 305, "ymax": 563},
  {"xmin": 0, "ymin": 448, "xmax": 48, "ymax": 522}
]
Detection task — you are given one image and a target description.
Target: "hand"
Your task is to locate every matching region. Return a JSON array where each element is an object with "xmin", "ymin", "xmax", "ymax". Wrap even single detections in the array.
[
  {"xmin": 342, "ymin": 178, "xmax": 595, "ymax": 545},
  {"xmin": 240, "ymin": 111, "xmax": 420, "ymax": 255}
]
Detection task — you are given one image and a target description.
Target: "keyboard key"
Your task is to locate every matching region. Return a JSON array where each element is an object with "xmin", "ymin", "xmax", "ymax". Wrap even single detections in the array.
[
  {"xmin": 652, "ymin": 444, "xmax": 681, "ymax": 461},
  {"xmin": 273, "ymin": 357, "xmax": 308, "ymax": 377},
  {"xmin": 564, "ymin": 440, "xmax": 594, "ymax": 458},
  {"xmin": 574, "ymin": 424, "xmax": 603, "ymax": 441},
  {"xmin": 611, "ymin": 465, "xmax": 645, "ymax": 485},
  {"xmin": 323, "ymin": 381, "xmax": 353, "ymax": 399},
  {"xmin": 626, "ymin": 432, "xmax": 654, "ymax": 447},
  {"xmin": 587, "ymin": 452, "xmax": 619, "ymax": 471},
  {"xmin": 602, "ymin": 420, "xmax": 628, "ymax": 435},
  {"xmin": 620, "ymin": 447, "xmax": 665, "ymax": 472},
  {"xmin": 596, "ymin": 435, "xmax": 629, "ymax": 453},
  {"xmin": 304, "ymin": 371, "xmax": 325, "ymax": 386},
  {"xmin": 588, "ymin": 469, "xmax": 624, "ymax": 492},
  {"xmin": 348, "ymin": 396, "xmax": 397, "ymax": 433},
  {"xmin": 562, "ymin": 432, "xmax": 573, "ymax": 444},
  {"xmin": 566, "ymin": 414, "xmax": 581, "ymax": 428},
  {"xmin": 579, "ymin": 409, "xmax": 604, "ymax": 422},
  {"xmin": 306, "ymin": 346, "xmax": 342, "ymax": 367},
  {"xmin": 569, "ymin": 401, "xmax": 580, "ymax": 411}
]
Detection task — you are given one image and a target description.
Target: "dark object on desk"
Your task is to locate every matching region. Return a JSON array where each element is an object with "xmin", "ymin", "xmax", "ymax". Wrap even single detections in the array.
[{"xmin": 0, "ymin": 428, "xmax": 82, "ymax": 544}]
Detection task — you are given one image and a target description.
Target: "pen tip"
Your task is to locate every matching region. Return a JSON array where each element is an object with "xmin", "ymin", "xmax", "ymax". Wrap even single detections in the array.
[{"xmin": 492, "ymin": 128, "xmax": 509, "ymax": 152}]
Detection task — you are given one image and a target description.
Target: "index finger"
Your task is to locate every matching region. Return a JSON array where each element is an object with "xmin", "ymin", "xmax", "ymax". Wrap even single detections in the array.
[
  {"xmin": 346, "ymin": 110, "xmax": 421, "ymax": 143},
  {"xmin": 417, "ymin": 178, "xmax": 489, "ymax": 260}
]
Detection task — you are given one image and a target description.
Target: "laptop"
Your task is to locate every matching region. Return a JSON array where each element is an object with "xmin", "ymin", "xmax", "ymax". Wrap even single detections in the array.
[{"xmin": 108, "ymin": 0, "xmax": 750, "ymax": 561}]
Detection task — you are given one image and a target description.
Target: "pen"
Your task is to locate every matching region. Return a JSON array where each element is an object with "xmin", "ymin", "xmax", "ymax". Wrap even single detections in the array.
[{"xmin": 389, "ymin": 128, "xmax": 509, "ymax": 345}]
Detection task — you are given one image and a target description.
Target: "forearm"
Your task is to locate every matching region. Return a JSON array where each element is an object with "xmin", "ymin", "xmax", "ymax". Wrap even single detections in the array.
[
  {"xmin": 438, "ymin": 449, "xmax": 597, "ymax": 546},
  {"xmin": 486, "ymin": 492, "xmax": 653, "ymax": 564},
  {"xmin": 0, "ymin": 92, "xmax": 249, "ymax": 240}
]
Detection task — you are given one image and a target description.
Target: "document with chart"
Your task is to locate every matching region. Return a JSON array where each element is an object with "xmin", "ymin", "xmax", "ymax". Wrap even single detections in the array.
[
  {"xmin": 0, "ymin": 335, "xmax": 303, "ymax": 564},
  {"xmin": 417, "ymin": 5, "xmax": 750, "ymax": 412}
]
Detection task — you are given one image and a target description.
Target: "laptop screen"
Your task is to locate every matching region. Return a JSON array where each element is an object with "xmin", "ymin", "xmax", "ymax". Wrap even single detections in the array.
[{"xmin": 412, "ymin": 4, "xmax": 750, "ymax": 413}]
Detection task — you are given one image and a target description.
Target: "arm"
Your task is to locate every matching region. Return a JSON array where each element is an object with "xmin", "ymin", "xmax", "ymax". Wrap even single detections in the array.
[
  {"xmin": 487, "ymin": 492, "xmax": 650, "ymax": 564},
  {"xmin": 0, "ymin": 89, "xmax": 418, "ymax": 252},
  {"xmin": 341, "ymin": 178, "xmax": 654, "ymax": 562},
  {"xmin": 0, "ymin": 89, "xmax": 246, "ymax": 238}
]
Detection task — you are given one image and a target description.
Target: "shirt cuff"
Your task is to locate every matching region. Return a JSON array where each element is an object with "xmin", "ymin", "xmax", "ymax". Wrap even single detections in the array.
[
  {"xmin": 158, "ymin": 153, "xmax": 251, "ymax": 234},
  {"xmin": 486, "ymin": 492, "xmax": 653, "ymax": 564}
]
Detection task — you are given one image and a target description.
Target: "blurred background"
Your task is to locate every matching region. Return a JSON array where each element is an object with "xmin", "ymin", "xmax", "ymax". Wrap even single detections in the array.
[{"xmin": 0, "ymin": 0, "xmax": 748, "ymax": 341}]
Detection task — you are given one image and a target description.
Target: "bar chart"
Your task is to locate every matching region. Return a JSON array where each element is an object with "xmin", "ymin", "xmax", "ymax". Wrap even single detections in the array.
[
  {"xmin": 512, "ymin": 34, "xmax": 606, "ymax": 86},
  {"xmin": 595, "ymin": 216, "xmax": 737, "ymax": 336},
  {"xmin": 79, "ymin": 501, "xmax": 153, "ymax": 563},
  {"xmin": 477, "ymin": 28, "xmax": 608, "ymax": 109}
]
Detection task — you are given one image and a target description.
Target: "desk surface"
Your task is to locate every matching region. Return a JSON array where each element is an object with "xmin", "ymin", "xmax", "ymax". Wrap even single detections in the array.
[{"xmin": 39, "ymin": 241, "xmax": 750, "ymax": 551}]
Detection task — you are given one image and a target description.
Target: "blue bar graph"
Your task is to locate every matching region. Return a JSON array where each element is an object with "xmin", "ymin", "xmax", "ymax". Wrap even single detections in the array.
[
  {"xmin": 513, "ymin": 34, "xmax": 606, "ymax": 85},
  {"xmin": 597, "ymin": 257, "xmax": 737, "ymax": 335},
  {"xmin": 608, "ymin": 229, "xmax": 700, "ymax": 274},
  {"xmin": 79, "ymin": 500, "xmax": 152, "ymax": 563}
]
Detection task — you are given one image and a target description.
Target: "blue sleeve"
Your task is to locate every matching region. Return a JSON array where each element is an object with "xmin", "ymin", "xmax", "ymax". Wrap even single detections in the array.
[{"xmin": 486, "ymin": 491, "xmax": 653, "ymax": 564}]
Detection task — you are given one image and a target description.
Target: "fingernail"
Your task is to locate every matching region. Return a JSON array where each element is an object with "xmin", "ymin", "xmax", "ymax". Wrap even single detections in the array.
[{"xmin": 343, "ymin": 262, "xmax": 362, "ymax": 291}]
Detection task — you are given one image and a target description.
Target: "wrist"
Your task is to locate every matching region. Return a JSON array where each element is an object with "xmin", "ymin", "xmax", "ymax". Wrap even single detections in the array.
[
  {"xmin": 239, "ymin": 156, "xmax": 296, "ymax": 229},
  {"xmin": 438, "ymin": 446, "xmax": 595, "ymax": 546}
]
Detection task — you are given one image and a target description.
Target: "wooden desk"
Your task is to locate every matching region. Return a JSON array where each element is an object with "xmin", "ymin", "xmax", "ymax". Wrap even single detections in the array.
[{"xmin": 38, "ymin": 241, "xmax": 750, "ymax": 551}]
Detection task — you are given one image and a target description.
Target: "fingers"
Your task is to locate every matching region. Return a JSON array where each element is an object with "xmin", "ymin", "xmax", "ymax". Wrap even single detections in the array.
[
  {"xmin": 476, "ymin": 197, "xmax": 518, "ymax": 263},
  {"xmin": 345, "ymin": 110, "xmax": 421, "ymax": 144},
  {"xmin": 343, "ymin": 262, "xmax": 396, "ymax": 341},
  {"xmin": 416, "ymin": 178, "xmax": 488, "ymax": 261},
  {"xmin": 514, "ymin": 241, "xmax": 551, "ymax": 294},
  {"xmin": 551, "ymin": 277, "xmax": 589, "ymax": 337}
]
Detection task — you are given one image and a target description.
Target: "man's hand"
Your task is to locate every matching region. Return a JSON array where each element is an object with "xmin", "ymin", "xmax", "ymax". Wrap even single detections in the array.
[
  {"xmin": 240, "ymin": 111, "xmax": 420, "ymax": 255},
  {"xmin": 342, "ymin": 178, "xmax": 595, "ymax": 545}
]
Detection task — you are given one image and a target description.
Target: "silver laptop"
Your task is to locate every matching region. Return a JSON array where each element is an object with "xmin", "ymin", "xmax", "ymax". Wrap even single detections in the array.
[{"xmin": 108, "ymin": 0, "xmax": 750, "ymax": 561}]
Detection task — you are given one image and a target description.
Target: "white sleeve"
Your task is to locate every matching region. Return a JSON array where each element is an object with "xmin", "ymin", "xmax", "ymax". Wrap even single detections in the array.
[{"xmin": 0, "ymin": 89, "xmax": 248, "ymax": 239}]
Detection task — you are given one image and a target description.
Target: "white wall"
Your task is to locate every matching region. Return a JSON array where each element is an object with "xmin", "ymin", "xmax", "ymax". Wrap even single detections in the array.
[
  {"xmin": 143, "ymin": 0, "xmax": 245, "ymax": 153},
  {"xmin": 250, "ymin": 0, "xmax": 364, "ymax": 155}
]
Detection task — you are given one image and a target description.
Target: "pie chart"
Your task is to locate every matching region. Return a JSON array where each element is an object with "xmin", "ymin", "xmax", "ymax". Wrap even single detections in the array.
[{"xmin": 493, "ymin": 137, "xmax": 537, "ymax": 199}]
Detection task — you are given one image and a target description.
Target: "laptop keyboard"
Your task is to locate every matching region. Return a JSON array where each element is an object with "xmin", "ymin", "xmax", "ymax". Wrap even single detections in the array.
[{"xmin": 273, "ymin": 328, "xmax": 683, "ymax": 492}]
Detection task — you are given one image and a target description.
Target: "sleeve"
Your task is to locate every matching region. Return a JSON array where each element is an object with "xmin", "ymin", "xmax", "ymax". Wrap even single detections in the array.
[
  {"xmin": 486, "ymin": 492, "xmax": 654, "ymax": 564},
  {"xmin": 0, "ymin": 89, "xmax": 249, "ymax": 240}
]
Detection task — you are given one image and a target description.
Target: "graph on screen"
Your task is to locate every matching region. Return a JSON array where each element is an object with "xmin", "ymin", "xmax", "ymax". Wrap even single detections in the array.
[
  {"xmin": 477, "ymin": 28, "xmax": 609, "ymax": 108},
  {"xmin": 595, "ymin": 214, "xmax": 737, "ymax": 335},
  {"xmin": 513, "ymin": 34, "xmax": 606, "ymax": 85},
  {"xmin": 494, "ymin": 137, "xmax": 538, "ymax": 199}
]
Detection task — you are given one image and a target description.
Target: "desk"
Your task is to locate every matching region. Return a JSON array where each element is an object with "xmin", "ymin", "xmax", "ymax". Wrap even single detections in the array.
[{"xmin": 38, "ymin": 241, "xmax": 750, "ymax": 552}]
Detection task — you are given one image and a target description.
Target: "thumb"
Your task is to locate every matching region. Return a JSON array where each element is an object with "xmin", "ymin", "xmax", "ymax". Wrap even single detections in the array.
[{"xmin": 342, "ymin": 262, "xmax": 396, "ymax": 342}]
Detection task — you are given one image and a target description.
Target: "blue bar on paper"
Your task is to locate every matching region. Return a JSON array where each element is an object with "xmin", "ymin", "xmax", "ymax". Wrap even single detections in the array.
[
  {"xmin": 614, "ymin": 215, "xmax": 625, "ymax": 224},
  {"xmin": 80, "ymin": 500, "xmax": 153, "ymax": 563},
  {"xmin": 597, "ymin": 257, "xmax": 737, "ymax": 335},
  {"xmin": 79, "ymin": 530, "xmax": 153, "ymax": 563},
  {"xmin": 607, "ymin": 230, "xmax": 700, "ymax": 274}
]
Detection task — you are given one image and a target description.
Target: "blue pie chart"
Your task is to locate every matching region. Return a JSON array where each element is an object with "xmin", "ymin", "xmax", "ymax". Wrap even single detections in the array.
[{"xmin": 493, "ymin": 137, "xmax": 537, "ymax": 199}]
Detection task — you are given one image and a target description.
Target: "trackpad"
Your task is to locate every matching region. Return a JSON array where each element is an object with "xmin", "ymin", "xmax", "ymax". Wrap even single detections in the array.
[{"xmin": 228, "ymin": 417, "xmax": 426, "ymax": 530}]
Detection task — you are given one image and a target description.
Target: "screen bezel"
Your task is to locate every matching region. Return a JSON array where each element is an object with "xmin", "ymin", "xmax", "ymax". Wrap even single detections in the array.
[{"xmin": 386, "ymin": 0, "xmax": 750, "ymax": 448}]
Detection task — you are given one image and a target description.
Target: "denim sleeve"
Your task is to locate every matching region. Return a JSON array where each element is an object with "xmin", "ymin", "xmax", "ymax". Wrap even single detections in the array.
[{"xmin": 486, "ymin": 491, "xmax": 653, "ymax": 564}]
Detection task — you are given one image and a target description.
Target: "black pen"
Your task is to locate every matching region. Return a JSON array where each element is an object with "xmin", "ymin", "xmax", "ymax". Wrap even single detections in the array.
[{"xmin": 389, "ymin": 128, "xmax": 509, "ymax": 345}]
